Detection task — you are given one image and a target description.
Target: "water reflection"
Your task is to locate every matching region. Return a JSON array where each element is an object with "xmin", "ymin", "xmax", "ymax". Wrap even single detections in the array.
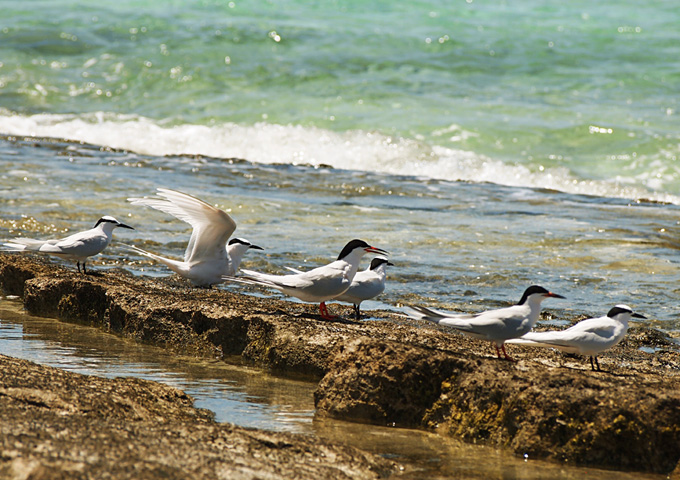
[
  {"xmin": 0, "ymin": 298, "xmax": 665, "ymax": 479},
  {"xmin": 0, "ymin": 299, "xmax": 316, "ymax": 432},
  {"xmin": 314, "ymin": 418, "xmax": 663, "ymax": 480}
]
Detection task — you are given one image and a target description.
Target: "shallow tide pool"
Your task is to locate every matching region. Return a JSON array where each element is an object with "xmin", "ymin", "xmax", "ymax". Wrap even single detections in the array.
[{"xmin": 0, "ymin": 298, "xmax": 663, "ymax": 479}]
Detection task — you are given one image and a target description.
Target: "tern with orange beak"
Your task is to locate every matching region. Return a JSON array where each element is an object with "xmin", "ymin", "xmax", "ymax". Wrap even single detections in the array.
[{"xmin": 226, "ymin": 239, "xmax": 388, "ymax": 320}]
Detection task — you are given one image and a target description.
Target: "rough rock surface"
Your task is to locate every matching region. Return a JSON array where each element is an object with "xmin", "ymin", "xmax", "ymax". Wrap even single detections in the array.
[
  {"xmin": 315, "ymin": 337, "xmax": 680, "ymax": 473},
  {"xmin": 0, "ymin": 354, "xmax": 395, "ymax": 480},
  {"xmin": 1, "ymin": 253, "xmax": 679, "ymax": 475}
]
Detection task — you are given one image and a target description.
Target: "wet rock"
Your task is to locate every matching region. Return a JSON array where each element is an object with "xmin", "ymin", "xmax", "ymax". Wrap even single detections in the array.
[
  {"xmin": 315, "ymin": 335, "xmax": 680, "ymax": 474},
  {"xmin": 315, "ymin": 338, "xmax": 470, "ymax": 425},
  {"xmin": 1, "ymin": 253, "xmax": 679, "ymax": 475},
  {"xmin": 0, "ymin": 354, "xmax": 395, "ymax": 480}
]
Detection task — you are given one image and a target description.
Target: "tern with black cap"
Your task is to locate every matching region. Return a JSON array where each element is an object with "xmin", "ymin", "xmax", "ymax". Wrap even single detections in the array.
[
  {"xmin": 334, "ymin": 256, "xmax": 394, "ymax": 320},
  {"xmin": 507, "ymin": 304, "xmax": 645, "ymax": 371},
  {"xmin": 226, "ymin": 239, "xmax": 388, "ymax": 320},
  {"xmin": 407, "ymin": 285, "xmax": 565, "ymax": 361},
  {"xmin": 3, "ymin": 215, "xmax": 134, "ymax": 274}
]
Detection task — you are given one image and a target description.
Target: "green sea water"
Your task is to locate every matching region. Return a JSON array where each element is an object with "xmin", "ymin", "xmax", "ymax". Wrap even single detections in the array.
[
  {"xmin": 1, "ymin": 0, "xmax": 679, "ymax": 198},
  {"xmin": 2, "ymin": 0, "xmax": 680, "ymax": 330}
]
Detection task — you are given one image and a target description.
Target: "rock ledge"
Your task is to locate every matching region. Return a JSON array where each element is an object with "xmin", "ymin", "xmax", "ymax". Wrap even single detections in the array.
[{"xmin": 1, "ymin": 253, "xmax": 679, "ymax": 475}]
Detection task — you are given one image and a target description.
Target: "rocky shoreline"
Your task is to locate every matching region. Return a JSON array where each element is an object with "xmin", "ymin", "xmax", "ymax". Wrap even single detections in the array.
[
  {"xmin": 0, "ymin": 354, "xmax": 395, "ymax": 479},
  {"xmin": 0, "ymin": 253, "xmax": 679, "ymax": 477}
]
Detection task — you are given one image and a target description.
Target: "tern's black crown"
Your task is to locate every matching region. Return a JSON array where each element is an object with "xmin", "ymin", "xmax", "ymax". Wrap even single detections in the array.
[
  {"xmin": 337, "ymin": 239, "xmax": 371, "ymax": 260},
  {"xmin": 369, "ymin": 257, "xmax": 393, "ymax": 270},
  {"xmin": 517, "ymin": 285, "xmax": 551, "ymax": 305}
]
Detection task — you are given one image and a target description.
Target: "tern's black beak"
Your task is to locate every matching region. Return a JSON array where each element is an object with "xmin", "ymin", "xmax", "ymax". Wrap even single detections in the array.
[
  {"xmin": 250, "ymin": 244, "xmax": 264, "ymax": 251},
  {"xmin": 119, "ymin": 223, "xmax": 135, "ymax": 230},
  {"xmin": 632, "ymin": 312, "xmax": 647, "ymax": 319}
]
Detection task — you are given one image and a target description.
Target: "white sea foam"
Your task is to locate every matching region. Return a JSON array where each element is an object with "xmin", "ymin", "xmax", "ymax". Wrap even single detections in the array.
[{"xmin": 1, "ymin": 111, "xmax": 678, "ymax": 204}]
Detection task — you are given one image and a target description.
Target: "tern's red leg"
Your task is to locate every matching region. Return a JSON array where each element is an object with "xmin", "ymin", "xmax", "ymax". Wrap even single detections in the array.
[
  {"xmin": 500, "ymin": 344, "xmax": 514, "ymax": 361},
  {"xmin": 494, "ymin": 343, "xmax": 514, "ymax": 361},
  {"xmin": 319, "ymin": 302, "xmax": 337, "ymax": 320}
]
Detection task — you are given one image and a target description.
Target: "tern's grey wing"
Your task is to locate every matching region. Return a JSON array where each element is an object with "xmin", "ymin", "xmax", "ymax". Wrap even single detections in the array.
[
  {"xmin": 156, "ymin": 189, "xmax": 236, "ymax": 263},
  {"xmin": 560, "ymin": 317, "xmax": 617, "ymax": 336},
  {"xmin": 130, "ymin": 189, "xmax": 236, "ymax": 263},
  {"xmin": 3, "ymin": 238, "xmax": 46, "ymax": 251},
  {"xmin": 291, "ymin": 263, "xmax": 350, "ymax": 299},
  {"xmin": 38, "ymin": 229, "xmax": 108, "ymax": 258},
  {"xmin": 517, "ymin": 320, "xmax": 622, "ymax": 355},
  {"xmin": 238, "ymin": 269, "xmax": 313, "ymax": 290},
  {"xmin": 461, "ymin": 305, "xmax": 535, "ymax": 338},
  {"xmin": 406, "ymin": 305, "xmax": 476, "ymax": 324},
  {"xmin": 236, "ymin": 269, "xmax": 318, "ymax": 303},
  {"xmin": 239, "ymin": 263, "xmax": 349, "ymax": 302},
  {"xmin": 339, "ymin": 272, "xmax": 384, "ymax": 302},
  {"xmin": 507, "ymin": 336, "xmax": 582, "ymax": 354}
]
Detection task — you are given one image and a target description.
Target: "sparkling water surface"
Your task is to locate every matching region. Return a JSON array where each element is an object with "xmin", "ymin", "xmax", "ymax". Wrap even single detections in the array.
[
  {"xmin": 1, "ymin": 0, "xmax": 679, "ymax": 199},
  {"xmin": 2, "ymin": 137, "xmax": 679, "ymax": 336}
]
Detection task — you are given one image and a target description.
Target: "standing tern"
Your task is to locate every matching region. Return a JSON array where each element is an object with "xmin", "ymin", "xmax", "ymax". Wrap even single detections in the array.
[
  {"xmin": 3, "ymin": 216, "xmax": 134, "ymax": 274},
  {"xmin": 226, "ymin": 237, "xmax": 265, "ymax": 274},
  {"xmin": 127, "ymin": 188, "xmax": 262, "ymax": 287},
  {"xmin": 226, "ymin": 239, "xmax": 388, "ymax": 320},
  {"xmin": 407, "ymin": 285, "xmax": 565, "ymax": 361},
  {"xmin": 507, "ymin": 304, "xmax": 646, "ymax": 371},
  {"xmin": 334, "ymin": 257, "xmax": 394, "ymax": 320}
]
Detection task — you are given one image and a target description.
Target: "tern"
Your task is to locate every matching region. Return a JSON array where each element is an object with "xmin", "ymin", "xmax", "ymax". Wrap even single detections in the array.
[
  {"xmin": 226, "ymin": 238, "xmax": 265, "ymax": 274},
  {"xmin": 407, "ymin": 285, "xmax": 565, "ymax": 360},
  {"xmin": 334, "ymin": 257, "xmax": 394, "ymax": 320},
  {"xmin": 507, "ymin": 304, "xmax": 646, "ymax": 371},
  {"xmin": 3, "ymin": 216, "xmax": 134, "ymax": 274},
  {"xmin": 226, "ymin": 239, "xmax": 388, "ymax": 320},
  {"xmin": 127, "ymin": 188, "xmax": 262, "ymax": 287}
]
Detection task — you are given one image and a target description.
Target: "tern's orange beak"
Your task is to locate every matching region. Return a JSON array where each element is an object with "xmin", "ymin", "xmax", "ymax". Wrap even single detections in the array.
[{"xmin": 365, "ymin": 246, "xmax": 389, "ymax": 256}]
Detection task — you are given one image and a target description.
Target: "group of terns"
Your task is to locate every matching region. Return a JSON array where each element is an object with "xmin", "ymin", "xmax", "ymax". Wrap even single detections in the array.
[{"xmin": 3, "ymin": 188, "xmax": 646, "ymax": 371}]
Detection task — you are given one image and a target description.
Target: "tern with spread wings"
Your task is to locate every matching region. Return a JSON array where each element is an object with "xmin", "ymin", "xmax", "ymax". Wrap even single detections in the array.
[{"xmin": 127, "ymin": 188, "xmax": 261, "ymax": 287}]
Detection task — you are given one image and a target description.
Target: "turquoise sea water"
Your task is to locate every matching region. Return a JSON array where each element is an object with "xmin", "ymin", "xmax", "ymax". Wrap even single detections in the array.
[
  {"xmin": 1, "ymin": 1, "xmax": 680, "ymax": 336},
  {"xmin": 1, "ymin": 0, "xmax": 679, "ymax": 199}
]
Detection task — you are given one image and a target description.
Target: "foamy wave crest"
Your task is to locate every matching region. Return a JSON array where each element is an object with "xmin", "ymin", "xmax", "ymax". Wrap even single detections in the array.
[{"xmin": 1, "ymin": 111, "xmax": 678, "ymax": 204}]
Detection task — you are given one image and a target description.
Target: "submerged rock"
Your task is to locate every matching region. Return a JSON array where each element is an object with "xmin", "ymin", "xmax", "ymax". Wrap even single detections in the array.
[{"xmin": 1, "ymin": 253, "xmax": 679, "ymax": 475}]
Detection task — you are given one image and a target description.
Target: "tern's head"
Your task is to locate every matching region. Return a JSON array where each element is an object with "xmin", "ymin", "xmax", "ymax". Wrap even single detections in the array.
[
  {"xmin": 337, "ymin": 239, "xmax": 389, "ymax": 261},
  {"xmin": 94, "ymin": 216, "xmax": 134, "ymax": 231},
  {"xmin": 369, "ymin": 257, "xmax": 394, "ymax": 270},
  {"xmin": 607, "ymin": 304, "xmax": 646, "ymax": 320},
  {"xmin": 517, "ymin": 285, "xmax": 565, "ymax": 305},
  {"xmin": 228, "ymin": 237, "xmax": 264, "ymax": 252}
]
